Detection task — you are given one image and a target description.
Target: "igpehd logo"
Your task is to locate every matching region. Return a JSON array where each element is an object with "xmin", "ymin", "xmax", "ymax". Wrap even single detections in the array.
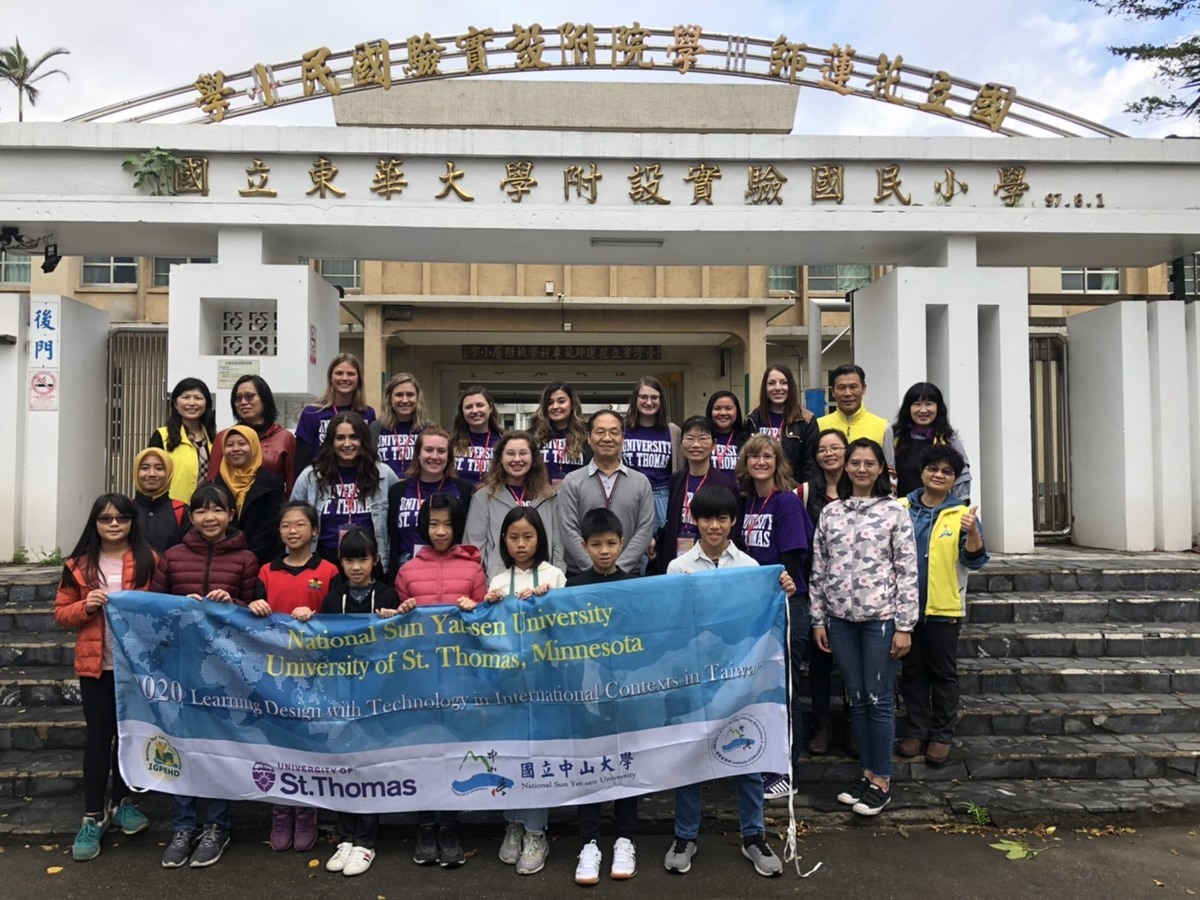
[
  {"xmin": 144, "ymin": 735, "xmax": 182, "ymax": 779},
  {"xmin": 710, "ymin": 714, "xmax": 767, "ymax": 767}
]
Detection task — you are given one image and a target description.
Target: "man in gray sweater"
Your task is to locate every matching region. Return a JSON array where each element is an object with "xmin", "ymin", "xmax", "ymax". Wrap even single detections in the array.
[{"xmin": 557, "ymin": 409, "xmax": 655, "ymax": 577}]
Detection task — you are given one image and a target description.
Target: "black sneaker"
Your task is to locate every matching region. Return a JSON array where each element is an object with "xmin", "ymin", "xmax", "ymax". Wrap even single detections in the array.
[
  {"xmin": 161, "ymin": 828, "xmax": 198, "ymax": 868},
  {"xmin": 437, "ymin": 823, "xmax": 465, "ymax": 868},
  {"xmin": 852, "ymin": 783, "xmax": 892, "ymax": 816},
  {"xmin": 836, "ymin": 776, "xmax": 870, "ymax": 806},
  {"xmin": 413, "ymin": 823, "xmax": 438, "ymax": 865},
  {"xmin": 188, "ymin": 824, "xmax": 231, "ymax": 867}
]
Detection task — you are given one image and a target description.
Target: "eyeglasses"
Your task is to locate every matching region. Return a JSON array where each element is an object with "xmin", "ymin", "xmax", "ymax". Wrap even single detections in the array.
[
  {"xmin": 681, "ymin": 435, "xmax": 712, "ymax": 444},
  {"xmin": 233, "ymin": 392, "xmax": 259, "ymax": 403},
  {"xmin": 816, "ymin": 446, "xmax": 846, "ymax": 455},
  {"xmin": 95, "ymin": 515, "xmax": 132, "ymax": 524},
  {"xmin": 923, "ymin": 465, "xmax": 956, "ymax": 477}
]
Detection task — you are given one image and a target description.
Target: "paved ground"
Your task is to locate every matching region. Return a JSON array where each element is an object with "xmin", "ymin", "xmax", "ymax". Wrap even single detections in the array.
[{"xmin": 3, "ymin": 820, "xmax": 1198, "ymax": 900}]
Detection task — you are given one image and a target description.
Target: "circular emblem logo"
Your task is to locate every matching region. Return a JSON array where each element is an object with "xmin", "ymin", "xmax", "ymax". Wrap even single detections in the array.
[
  {"xmin": 710, "ymin": 714, "xmax": 767, "ymax": 767},
  {"xmin": 143, "ymin": 735, "xmax": 182, "ymax": 779},
  {"xmin": 251, "ymin": 762, "xmax": 277, "ymax": 792}
]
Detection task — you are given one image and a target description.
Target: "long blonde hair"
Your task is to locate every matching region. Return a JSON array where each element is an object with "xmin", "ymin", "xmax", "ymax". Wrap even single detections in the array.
[
  {"xmin": 735, "ymin": 433, "xmax": 796, "ymax": 496},
  {"xmin": 377, "ymin": 372, "xmax": 432, "ymax": 430},
  {"xmin": 314, "ymin": 353, "xmax": 368, "ymax": 411}
]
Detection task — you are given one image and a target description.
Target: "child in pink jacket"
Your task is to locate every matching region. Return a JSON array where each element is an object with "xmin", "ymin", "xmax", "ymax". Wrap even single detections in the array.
[{"xmin": 393, "ymin": 493, "xmax": 486, "ymax": 868}]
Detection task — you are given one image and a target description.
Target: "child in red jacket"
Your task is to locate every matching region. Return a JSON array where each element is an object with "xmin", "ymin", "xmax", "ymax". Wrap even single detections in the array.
[
  {"xmin": 394, "ymin": 493, "xmax": 486, "ymax": 868},
  {"xmin": 54, "ymin": 493, "xmax": 157, "ymax": 863}
]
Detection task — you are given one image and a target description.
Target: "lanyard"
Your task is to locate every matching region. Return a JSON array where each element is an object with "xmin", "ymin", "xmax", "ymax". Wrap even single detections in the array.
[
  {"xmin": 341, "ymin": 586, "xmax": 375, "ymax": 614},
  {"xmin": 416, "ymin": 476, "xmax": 446, "ymax": 505},
  {"xmin": 507, "ymin": 484, "xmax": 526, "ymax": 506},
  {"xmin": 768, "ymin": 411, "xmax": 783, "ymax": 435},
  {"xmin": 337, "ymin": 470, "xmax": 358, "ymax": 524},
  {"xmin": 593, "ymin": 469, "xmax": 622, "ymax": 509},
  {"xmin": 681, "ymin": 471, "xmax": 710, "ymax": 523},
  {"xmin": 510, "ymin": 564, "xmax": 539, "ymax": 596}
]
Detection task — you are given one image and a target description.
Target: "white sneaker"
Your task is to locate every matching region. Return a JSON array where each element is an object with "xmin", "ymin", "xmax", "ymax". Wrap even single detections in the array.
[
  {"xmin": 610, "ymin": 837, "xmax": 637, "ymax": 880},
  {"xmin": 326, "ymin": 841, "xmax": 354, "ymax": 872},
  {"xmin": 574, "ymin": 839, "xmax": 602, "ymax": 885},
  {"xmin": 499, "ymin": 822, "xmax": 524, "ymax": 865},
  {"xmin": 342, "ymin": 845, "xmax": 375, "ymax": 876},
  {"xmin": 516, "ymin": 830, "xmax": 549, "ymax": 875}
]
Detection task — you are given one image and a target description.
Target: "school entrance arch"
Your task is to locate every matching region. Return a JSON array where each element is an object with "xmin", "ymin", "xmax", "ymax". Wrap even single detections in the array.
[{"xmin": 0, "ymin": 26, "xmax": 1197, "ymax": 558}]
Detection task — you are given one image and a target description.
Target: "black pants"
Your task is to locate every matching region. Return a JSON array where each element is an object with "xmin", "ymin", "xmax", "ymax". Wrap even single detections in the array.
[
  {"xmin": 786, "ymin": 595, "xmax": 811, "ymax": 760},
  {"xmin": 417, "ymin": 810, "xmax": 459, "ymax": 827},
  {"xmin": 338, "ymin": 812, "xmax": 379, "ymax": 849},
  {"xmin": 578, "ymin": 796, "xmax": 638, "ymax": 841},
  {"xmin": 900, "ymin": 619, "xmax": 962, "ymax": 743},
  {"xmin": 80, "ymin": 671, "xmax": 127, "ymax": 815},
  {"xmin": 807, "ymin": 640, "xmax": 833, "ymax": 721}
]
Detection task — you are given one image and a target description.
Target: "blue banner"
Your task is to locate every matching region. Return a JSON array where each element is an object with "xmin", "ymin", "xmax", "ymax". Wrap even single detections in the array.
[{"xmin": 109, "ymin": 567, "xmax": 787, "ymax": 812}]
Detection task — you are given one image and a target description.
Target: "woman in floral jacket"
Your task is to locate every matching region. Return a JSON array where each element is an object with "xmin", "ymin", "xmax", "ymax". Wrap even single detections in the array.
[{"xmin": 809, "ymin": 437, "xmax": 918, "ymax": 819}]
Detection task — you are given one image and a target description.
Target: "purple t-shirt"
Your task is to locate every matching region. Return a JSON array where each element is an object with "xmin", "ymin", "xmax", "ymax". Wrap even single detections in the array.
[
  {"xmin": 678, "ymin": 473, "xmax": 711, "ymax": 539},
  {"xmin": 541, "ymin": 429, "xmax": 586, "ymax": 484},
  {"xmin": 454, "ymin": 431, "xmax": 500, "ymax": 485},
  {"xmin": 376, "ymin": 422, "xmax": 420, "ymax": 478},
  {"xmin": 392, "ymin": 478, "xmax": 468, "ymax": 563},
  {"xmin": 296, "ymin": 404, "xmax": 377, "ymax": 449},
  {"xmin": 317, "ymin": 466, "xmax": 375, "ymax": 553},
  {"xmin": 710, "ymin": 432, "xmax": 741, "ymax": 474},
  {"xmin": 757, "ymin": 411, "xmax": 784, "ymax": 441},
  {"xmin": 623, "ymin": 424, "xmax": 673, "ymax": 490},
  {"xmin": 742, "ymin": 489, "xmax": 809, "ymax": 591}
]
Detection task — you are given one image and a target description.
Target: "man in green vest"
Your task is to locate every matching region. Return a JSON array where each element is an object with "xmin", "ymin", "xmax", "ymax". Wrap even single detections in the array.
[
  {"xmin": 816, "ymin": 364, "xmax": 894, "ymax": 468},
  {"xmin": 897, "ymin": 444, "xmax": 988, "ymax": 765}
]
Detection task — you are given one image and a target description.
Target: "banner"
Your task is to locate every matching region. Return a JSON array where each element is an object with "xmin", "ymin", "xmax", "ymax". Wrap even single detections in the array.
[{"xmin": 108, "ymin": 566, "xmax": 787, "ymax": 813}]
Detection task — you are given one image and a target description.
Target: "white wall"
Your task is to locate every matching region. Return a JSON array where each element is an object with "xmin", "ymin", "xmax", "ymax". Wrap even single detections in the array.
[{"xmin": 0, "ymin": 293, "xmax": 29, "ymax": 560}]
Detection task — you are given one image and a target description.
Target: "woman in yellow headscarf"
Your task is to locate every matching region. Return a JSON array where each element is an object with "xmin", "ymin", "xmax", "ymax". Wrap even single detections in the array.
[
  {"xmin": 211, "ymin": 425, "xmax": 285, "ymax": 565},
  {"xmin": 132, "ymin": 447, "xmax": 188, "ymax": 553}
]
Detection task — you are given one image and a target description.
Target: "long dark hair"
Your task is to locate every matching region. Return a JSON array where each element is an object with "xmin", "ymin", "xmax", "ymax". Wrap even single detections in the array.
[
  {"xmin": 839, "ymin": 438, "xmax": 893, "ymax": 498},
  {"xmin": 705, "ymin": 390, "xmax": 745, "ymax": 435},
  {"xmin": 450, "ymin": 386, "xmax": 502, "ymax": 457},
  {"xmin": 809, "ymin": 428, "xmax": 850, "ymax": 500},
  {"xmin": 529, "ymin": 381, "xmax": 587, "ymax": 461},
  {"xmin": 499, "ymin": 506, "xmax": 550, "ymax": 569},
  {"xmin": 62, "ymin": 494, "xmax": 156, "ymax": 591},
  {"xmin": 623, "ymin": 376, "xmax": 669, "ymax": 429},
  {"xmin": 893, "ymin": 382, "xmax": 957, "ymax": 456},
  {"xmin": 229, "ymin": 374, "xmax": 278, "ymax": 427},
  {"xmin": 757, "ymin": 364, "xmax": 804, "ymax": 425},
  {"xmin": 163, "ymin": 378, "xmax": 216, "ymax": 451},
  {"xmin": 314, "ymin": 412, "xmax": 381, "ymax": 496}
]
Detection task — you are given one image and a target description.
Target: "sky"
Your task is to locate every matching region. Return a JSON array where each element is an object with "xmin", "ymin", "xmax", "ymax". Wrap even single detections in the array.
[{"xmin": 0, "ymin": 0, "xmax": 1193, "ymax": 137}]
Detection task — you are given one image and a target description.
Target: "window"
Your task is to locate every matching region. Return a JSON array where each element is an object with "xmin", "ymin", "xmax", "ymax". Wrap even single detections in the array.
[
  {"xmin": 768, "ymin": 265, "xmax": 798, "ymax": 293},
  {"xmin": 152, "ymin": 256, "xmax": 213, "ymax": 287},
  {"xmin": 315, "ymin": 258, "xmax": 361, "ymax": 291},
  {"xmin": 807, "ymin": 264, "xmax": 872, "ymax": 293},
  {"xmin": 0, "ymin": 251, "xmax": 30, "ymax": 284},
  {"xmin": 83, "ymin": 256, "xmax": 138, "ymax": 286},
  {"xmin": 1180, "ymin": 253, "xmax": 1200, "ymax": 296},
  {"xmin": 1061, "ymin": 266, "xmax": 1118, "ymax": 293}
]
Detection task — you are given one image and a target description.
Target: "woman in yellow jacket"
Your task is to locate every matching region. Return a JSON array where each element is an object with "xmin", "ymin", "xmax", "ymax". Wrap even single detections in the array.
[{"xmin": 147, "ymin": 378, "xmax": 217, "ymax": 503}]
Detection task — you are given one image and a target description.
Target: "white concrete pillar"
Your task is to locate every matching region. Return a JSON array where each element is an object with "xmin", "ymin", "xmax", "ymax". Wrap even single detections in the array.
[
  {"xmin": 1147, "ymin": 300, "xmax": 1191, "ymax": 549},
  {"xmin": 0, "ymin": 293, "xmax": 29, "ymax": 561},
  {"xmin": 1187, "ymin": 304, "xmax": 1200, "ymax": 547},
  {"xmin": 852, "ymin": 246, "xmax": 1032, "ymax": 552},
  {"xmin": 1067, "ymin": 303, "xmax": 1155, "ymax": 550}
]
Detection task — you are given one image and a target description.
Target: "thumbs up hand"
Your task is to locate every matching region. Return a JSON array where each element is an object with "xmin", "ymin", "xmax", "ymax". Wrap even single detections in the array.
[{"xmin": 962, "ymin": 505, "xmax": 979, "ymax": 535}]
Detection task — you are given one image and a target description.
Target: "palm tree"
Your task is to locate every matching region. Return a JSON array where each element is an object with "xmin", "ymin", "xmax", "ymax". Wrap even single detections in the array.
[{"xmin": 0, "ymin": 38, "xmax": 69, "ymax": 122}]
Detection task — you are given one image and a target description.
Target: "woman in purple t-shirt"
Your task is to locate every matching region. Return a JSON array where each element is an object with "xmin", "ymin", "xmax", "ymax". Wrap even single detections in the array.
[
  {"xmin": 621, "ymin": 376, "xmax": 681, "ymax": 532},
  {"xmin": 735, "ymin": 432, "xmax": 811, "ymax": 802},
  {"xmin": 370, "ymin": 372, "xmax": 433, "ymax": 479},
  {"xmin": 294, "ymin": 354, "xmax": 376, "ymax": 475},
  {"xmin": 449, "ymin": 385, "xmax": 503, "ymax": 487},
  {"xmin": 529, "ymin": 382, "xmax": 591, "ymax": 487}
]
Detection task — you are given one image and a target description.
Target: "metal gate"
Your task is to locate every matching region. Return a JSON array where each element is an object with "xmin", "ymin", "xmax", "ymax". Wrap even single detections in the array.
[
  {"xmin": 106, "ymin": 327, "xmax": 168, "ymax": 495},
  {"xmin": 1029, "ymin": 334, "xmax": 1071, "ymax": 537}
]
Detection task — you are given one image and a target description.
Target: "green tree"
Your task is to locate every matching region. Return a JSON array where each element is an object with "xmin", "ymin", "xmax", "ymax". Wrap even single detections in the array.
[{"xmin": 0, "ymin": 38, "xmax": 69, "ymax": 122}]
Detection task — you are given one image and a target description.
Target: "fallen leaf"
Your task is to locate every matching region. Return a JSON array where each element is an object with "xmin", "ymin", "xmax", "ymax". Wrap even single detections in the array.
[
  {"xmin": 45, "ymin": 867, "xmax": 62, "ymax": 875},
  {"xmin": 39, "ymin": 845, "xmax": 57, "ymax": 851},
  {"xmin": 308, "ymin": 859, "xmax": 320, "ymax": 868},
  {"xmin": 1171, "ymin": 849, "xmax": 1180, "ymax": 856},
  {"xmin": 897, "ymin": 824, "xmax": 909, "ymax": 840},
  {"xmin": 1045, "ymin": 826, "xmax": 1056, "ymax": 834},
  {"xmin": 1184, "ymin": 890, "xmax": 1195, "ymax": 896},
  {"xmin": 463, "ymin": 848, "xmax": 478, "ymax": 859},
  {"xmin": 1154, "ymin": 880, "xmax": 1165, "ymax": 888}
]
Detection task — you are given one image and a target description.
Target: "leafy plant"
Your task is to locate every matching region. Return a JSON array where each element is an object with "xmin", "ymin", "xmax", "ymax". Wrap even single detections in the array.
[
  {"xmin": 122, "ymin": 147, "xmax": 185, "ymax": 196},
  {"xmin": 966, "ymin": 802, "xmax": 993, "ymax": 826},
  {"xmin": 11, "ymin": 546, "xmax": 28, "ymax": 565},
  {"xmin": 990, "ymin": 838, "xmax": 1038, "ymax": 860},
  {"xmin": 37, "ymin": 547, "xmax": 64, "ymax": 567}
]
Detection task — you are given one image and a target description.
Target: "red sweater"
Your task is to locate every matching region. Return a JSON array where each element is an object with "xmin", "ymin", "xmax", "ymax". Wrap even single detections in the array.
[
  {"xmin": 256, "ymin": 555, "xmax": 340, "ymax": 615},
  {"xmin": 393, "ymin": 544, "xmax": 487, "ymax": 606},
  {"xmin": 150, "ymin": 529, "xmax": 258, "ymax": 603}
]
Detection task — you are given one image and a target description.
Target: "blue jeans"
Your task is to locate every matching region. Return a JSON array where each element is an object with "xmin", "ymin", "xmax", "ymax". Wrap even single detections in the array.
[
  {"xmin": 651, "ymin": 483, "xmax": 669, "ymax": 531},
  {"xmin": 674, "ymin": 775, "xmax": 764, "ymax": 840},
  {"xmin": 172, "ymin": 795, "xmax": 231, "ymax": 831},
  {"xmin": 505, "ymin": 807, "xmax": 548, "ymax": 833},
  {"xmin": 826, "ymin": 617, "xmax": 897, "ymax": 780}
]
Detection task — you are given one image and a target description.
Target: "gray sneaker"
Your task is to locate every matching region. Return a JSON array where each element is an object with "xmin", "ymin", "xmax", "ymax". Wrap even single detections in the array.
[
  {"xmin": 663, "ymin": 837, "xmax": 697, "ymax": 874},
  {"xmin": 516, "ymin": 830, "xmax": 549, "ymax": 875},
  {"xmin": 741, "ymin": 836, "xmax": 782, "ymax": 877},
  {"xmin": 161, "ymin": 828, "xmax": 198, "ymax": 868},
  {"xmin": 188, "ymin": 824, "xmax": 230, "ymax": 868},
  {"xmin": 499, "ymin": 822, "xmax": 524, "ymax": 865}
]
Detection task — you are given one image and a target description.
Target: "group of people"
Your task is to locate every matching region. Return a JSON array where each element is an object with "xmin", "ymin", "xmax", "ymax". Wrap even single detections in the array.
[{"xmin": 53, "ymin": 353, "xmax": 988, "ymax": 882}]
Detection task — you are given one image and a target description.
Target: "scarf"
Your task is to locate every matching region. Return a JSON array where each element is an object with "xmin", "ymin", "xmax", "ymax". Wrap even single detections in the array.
[
  {"xmin": 218, "ymin": 424, "xmax": 263, "ymax": 517},
  {"xmin": 133, "ymin": 447, "xmax": 174, "ymax": 500}
]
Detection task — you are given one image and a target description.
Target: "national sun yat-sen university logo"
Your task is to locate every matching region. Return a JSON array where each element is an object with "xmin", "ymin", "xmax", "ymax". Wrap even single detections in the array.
[{"xmin": 710, "ymin": 714, "xmax": 767, "ymax": 767}]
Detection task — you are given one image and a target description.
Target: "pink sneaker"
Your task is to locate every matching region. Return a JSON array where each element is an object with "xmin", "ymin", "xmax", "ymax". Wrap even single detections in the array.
[
  {"xmin": 293, "ymin": 807, "xmax": 319, "ymax": 852},
  {"xmin": 269, "ymin": 806, "xmax": 294, "ymax": 851}
]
